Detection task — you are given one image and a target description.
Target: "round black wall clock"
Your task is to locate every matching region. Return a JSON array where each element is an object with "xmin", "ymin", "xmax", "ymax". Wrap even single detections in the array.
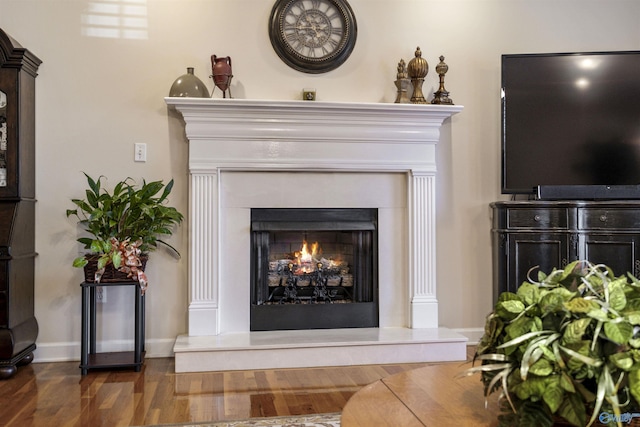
[{"xmin": 269, "ymin": 0, "xmax": 357, "ymax": 74}]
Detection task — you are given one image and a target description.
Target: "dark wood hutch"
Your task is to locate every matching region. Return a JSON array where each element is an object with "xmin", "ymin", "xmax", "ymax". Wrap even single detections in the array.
[{"xmin": 0, "ymin": 28, "xmax": 41, "ymax": 379}]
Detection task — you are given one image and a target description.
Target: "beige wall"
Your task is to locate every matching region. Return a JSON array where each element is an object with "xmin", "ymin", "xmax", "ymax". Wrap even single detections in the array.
[{"xmin": 0, "ymin": 0, "xmax": 638, "ymax": 361}]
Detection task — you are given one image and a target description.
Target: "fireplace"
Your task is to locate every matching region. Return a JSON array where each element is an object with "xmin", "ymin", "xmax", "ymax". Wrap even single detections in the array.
[
  {"xmin": 250, "ymin": 208, "xmax": 378, "ymax": 331},
  {"xmin": 166, "ymin": 98, "xmax": 465, "ymax": 373}
]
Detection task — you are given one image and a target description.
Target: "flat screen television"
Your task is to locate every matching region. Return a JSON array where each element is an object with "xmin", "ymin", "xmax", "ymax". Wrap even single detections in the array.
[{"xmin": 501, "ymin": 51, "xmax": 640, "ymax": 199}]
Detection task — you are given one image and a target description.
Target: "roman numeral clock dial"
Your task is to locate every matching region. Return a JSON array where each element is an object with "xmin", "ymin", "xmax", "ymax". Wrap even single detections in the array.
[{"xmin": 269, "ymin": 0, "xmax": 357, "ymax": 73}]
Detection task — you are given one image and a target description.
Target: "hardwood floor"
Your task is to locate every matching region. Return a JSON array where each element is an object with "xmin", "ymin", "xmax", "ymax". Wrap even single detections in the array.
[{"xmin": 0, "ymin": 346, "xmax": 476, "ymax": 426}]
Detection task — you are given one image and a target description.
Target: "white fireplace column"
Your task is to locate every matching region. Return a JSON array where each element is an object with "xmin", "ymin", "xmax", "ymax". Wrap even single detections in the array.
[
  {"xmin": 166, "ymin": 98, "xmax": 462, "ymax": 337},
  {"xmin": 188, "ymin": 171, "xmax": 219, "ymax": 336},
  {"xmin": 409, "ymin": 170, "xmax": 439, "ymax": 328}
]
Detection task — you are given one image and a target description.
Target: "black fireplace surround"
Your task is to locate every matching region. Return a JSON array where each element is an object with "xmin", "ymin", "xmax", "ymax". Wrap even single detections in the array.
[{"xmin": 250, "ymin": 208, "xmax": 378, "ymax": 331}]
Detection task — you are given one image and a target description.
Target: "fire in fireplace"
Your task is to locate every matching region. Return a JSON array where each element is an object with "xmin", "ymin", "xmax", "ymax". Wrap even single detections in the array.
[{"xmin": 250, "ymin": 208, "xmax": 378, "ymax": 331}]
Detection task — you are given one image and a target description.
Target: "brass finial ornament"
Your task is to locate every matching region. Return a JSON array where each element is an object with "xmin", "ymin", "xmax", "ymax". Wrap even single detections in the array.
[
  {"xmin": 431, "ymin": 55, "xmax": 454, "ymax": 105},
  {"xmin": 407, "ymin": 47, "xmax": 429, "ymax": 104},
  {"xmin": 394, "ymin": 59, "xmax": 411, "ymax": 104},
  {"xmin": 396, "ymin": 59, "xmax": 408, "ymax": 80}
]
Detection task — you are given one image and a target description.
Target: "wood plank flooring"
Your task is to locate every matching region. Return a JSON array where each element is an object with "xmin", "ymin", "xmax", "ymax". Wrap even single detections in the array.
[{"xmin": 0, "ymin": 346, "xmax": 476, "ymax": 427}]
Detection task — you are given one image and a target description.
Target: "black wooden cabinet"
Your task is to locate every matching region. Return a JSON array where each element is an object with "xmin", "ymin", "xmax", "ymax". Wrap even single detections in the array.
[
  {"xmin": 0, "ymin": 29, "xmax": 41, "ymax": 379},
  {"xmin": 491, "ymin": 201, "xmax": 640, "ymax": 301}
]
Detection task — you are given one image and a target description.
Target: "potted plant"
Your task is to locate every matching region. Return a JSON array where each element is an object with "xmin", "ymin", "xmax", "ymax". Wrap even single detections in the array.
[
  {"xmin": 66, "ymin": 173, "xmax": 184, "ymax": 293},
  {"xmin": 465, "ymin": 261, "xmax": 640, "ymax": 427}
]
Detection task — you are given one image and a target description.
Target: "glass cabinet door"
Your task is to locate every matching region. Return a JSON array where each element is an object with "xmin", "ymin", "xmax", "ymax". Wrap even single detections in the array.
[{"xmin": 0, "ymin": 90, "xmax": 7, "ymax": 188}]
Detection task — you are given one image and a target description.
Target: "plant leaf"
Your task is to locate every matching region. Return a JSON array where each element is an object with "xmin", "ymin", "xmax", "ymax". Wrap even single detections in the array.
[
  {"xmin": 506, "ymin": 315, "xmax": 535, "ymax": 341},
  {"xmin": 497, "ymin": 330, "xmax": 550, "ymax": 350},
  {"xmin": 557, "ymin": 391, "xmax": 587, "ymax": 427},
  {"xmin": 457, "ymin": 362, "xmax": 512, "ymax": 376},
  {"xmin": 519, "ymin": 398, "xmax": 554, "ymax": 427},
  {"xmin": 517, "ymin": 282, "xmax": 541, "ymax": 306},
  {"xmin": 559, "ymin": 372, "xmax": 575, "ymax": 393},
  {"xmin": 610, "ymin": 351, "xmax": 635, "ymax": 371},
  {"xmin": 609, "ymin": 278, "xmax": 628, "ymax": 311},
  {"xmin": 564, "ymin": 297, "xmax": 599, "ymax": 313},
  {"xmin": 629, "ymin": 368, "xmax": 640, "ymax": 407},
  {"xmin": 588, "ymin": 366, "xmax": 614, "ymax": 427},
  {"xmin": 112, "ymin": 251, "xmax": 122, "ymax": 269},
  {"xmin": 515, "ymin": 375, "xmax": 546, "ymax": 400},
  {"xmin": 529, "ymin": 357, "xmax": 553, "ymax": 377},
  {"xmin": 559, "ymin": 344, "xmax": 603, "ymax": 368},
  {"xmin": 603, "ymin": 320, "xmax": 633, "ymax": 345},
  {"xmin": 539, "ymin": 292, "xmax": 566, "ymax": 314},
  {"xmin": 90, "ymin": 240, "xmax": 103, "ymax": 253},
  {"xmin": 626, "ymin": 311, "xmax": 640, "ymax": 325},
  {"xmin": 72, "ymin": 256, "xmax": 88, "ymax": 268},
  {"xmin": 542, "ymin": 376, "xmax": 564, "ymax": 413},
  {"xmin": 475, "ymin": 353, "xmax": 509, "ymax": 362},
  {"xmin": 587, "ymin": 308, "xmax": 609, "ymax": 322},
  {"xmin": 520, "ymin": 333, "xmax": 560, "ymax": 380},
  {"xmin": 496, "ymin": 299, "xmax": 526, "ymax": 320},
  {"xmin": 97, "ymin": 254, "xmax": 109, "ymax": 270},
  {"xmin": 563, "ymin": 317, "xmax": 592, "ymax": 344}
]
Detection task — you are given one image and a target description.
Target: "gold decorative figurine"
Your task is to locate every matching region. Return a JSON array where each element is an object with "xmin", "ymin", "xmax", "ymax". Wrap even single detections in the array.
[
  {"xmin": 407, "ymin": 47, "xmax": 429, "ymax": 104},
  {"xmin": 431, "ymin": 55, "xmax": 454, "ymax": 105},
  {"xmin": 394, "ymin": 59, "xmax": 411, "ymax": 104}
]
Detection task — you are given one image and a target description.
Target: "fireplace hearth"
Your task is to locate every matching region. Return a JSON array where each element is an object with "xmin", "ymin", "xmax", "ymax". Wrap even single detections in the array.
[{"xmin": 250, "ymin": 208, "xmax": 378, "ymax": 331}]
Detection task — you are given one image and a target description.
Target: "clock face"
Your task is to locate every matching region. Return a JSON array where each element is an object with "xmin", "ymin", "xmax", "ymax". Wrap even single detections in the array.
[{"xmin": 269, "ymin": 0, "xmax": 357, "ymax": 74}]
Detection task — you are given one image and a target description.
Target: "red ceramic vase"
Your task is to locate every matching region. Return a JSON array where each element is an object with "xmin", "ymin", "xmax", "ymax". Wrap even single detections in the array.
[{"xmin": 211, "ymin": 55, "xmax": 232, "ymax": 92}]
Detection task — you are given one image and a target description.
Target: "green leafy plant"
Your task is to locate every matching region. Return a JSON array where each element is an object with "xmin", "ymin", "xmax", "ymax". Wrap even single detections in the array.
[
  {"xmin": 464, "ymin": 261, "xmax": 640, "ymax": 427},
  {"xmin": 66, "ymin": 173, "xmax": 184, "ymax": 287}
]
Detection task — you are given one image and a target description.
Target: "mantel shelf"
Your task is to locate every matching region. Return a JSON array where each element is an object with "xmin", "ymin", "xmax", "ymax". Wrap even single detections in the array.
[{"xmin": 165, "ymin": 97, "xmax": 463, "ymax": 116}]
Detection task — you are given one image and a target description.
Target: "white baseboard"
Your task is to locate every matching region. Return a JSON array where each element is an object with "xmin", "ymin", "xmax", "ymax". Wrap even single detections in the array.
[
  {"xmin": 32, "ymin": 338, "xmax": 176, "ymax": 363},
  {"xmin": 30, "ymin": 328, "xmax": 486, "ymax": 364}
]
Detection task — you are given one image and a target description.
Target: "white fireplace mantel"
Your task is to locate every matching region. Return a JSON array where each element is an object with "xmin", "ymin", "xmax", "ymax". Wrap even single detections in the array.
[{"xmin": 166, "ymin": 98, "xmax": 463, "ymax": 339}]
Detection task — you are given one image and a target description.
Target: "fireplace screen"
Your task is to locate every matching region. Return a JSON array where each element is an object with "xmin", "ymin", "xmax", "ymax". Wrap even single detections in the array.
[{"xmin": 250, "ymin": 208, "xmax": 378, "ymax": 331}]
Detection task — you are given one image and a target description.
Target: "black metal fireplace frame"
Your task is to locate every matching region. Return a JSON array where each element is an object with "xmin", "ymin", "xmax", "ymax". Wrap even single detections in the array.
[{"xmin": 250, "ymin": 208, "xmax": 379, "ymax": 331}]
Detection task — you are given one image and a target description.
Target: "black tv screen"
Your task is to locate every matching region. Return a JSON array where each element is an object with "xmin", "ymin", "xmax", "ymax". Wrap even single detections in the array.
[{"xmin": 501, "ymin": 51, "xmax": 640, "ymax": 197}]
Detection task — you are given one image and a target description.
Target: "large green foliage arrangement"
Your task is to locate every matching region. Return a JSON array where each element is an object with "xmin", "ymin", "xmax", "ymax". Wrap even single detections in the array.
[
  {"xmin": 66, "ymin": 173, "xmax": 184, "ymax": 276},
  {"xmin": 468, "ymin": 261, "xmax": 640, "ymax": 427}
]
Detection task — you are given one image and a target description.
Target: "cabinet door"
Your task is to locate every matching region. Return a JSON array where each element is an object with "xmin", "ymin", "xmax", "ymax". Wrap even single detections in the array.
[
  {"xmin": 581, "ymin": 234, "xmax": 640, "ymax": 278},
  {"xmin": 0, "ymin": 260, "xmax": 6, "ymax": 328},
  {"xmin": 504, "ymin": 233, "xmax": 571, "ymax": 293}
]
